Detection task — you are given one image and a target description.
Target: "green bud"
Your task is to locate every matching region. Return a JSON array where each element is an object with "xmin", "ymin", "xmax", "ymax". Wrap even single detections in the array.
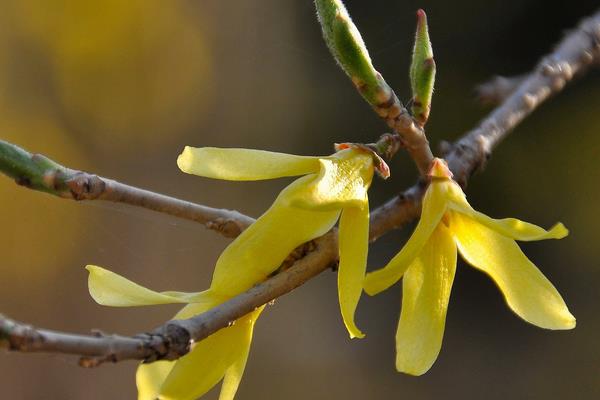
[
  {"xmin": 0, "ymin": 140, "xmax": 66, "ymax": 195},
  {"xmin": 315, "ymin": 0, "xmax": 389, "ymax": 104},
  {"xmin": 409, "ymin": 9, "xmax": 436, "ymax": 126}
]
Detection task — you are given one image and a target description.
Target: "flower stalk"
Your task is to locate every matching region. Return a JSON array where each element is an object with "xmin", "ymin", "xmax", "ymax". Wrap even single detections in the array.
[
  {"xmin": 0, "ymin": 140, "xmax": 254, "ymax": 237},
  {"xmin": 314, "ymin": 0, "xmax": 434, "ymax": 175}
]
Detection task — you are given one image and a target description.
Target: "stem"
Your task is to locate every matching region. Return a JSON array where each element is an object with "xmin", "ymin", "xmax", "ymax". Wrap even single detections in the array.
[
  {"xmin": 475, "ymin": 74, "xmax": 527, "ymax": 105},
  {"xmin": 447, "ymin": 10, "xmax": 600, "ymax": 186},
  {"xmin": 0, "ymin": 140, "xmax": 255, "ymax": 238},
  {"xmin": 314, "ymin": 0, "xmax": 434, "ymax": 175}
]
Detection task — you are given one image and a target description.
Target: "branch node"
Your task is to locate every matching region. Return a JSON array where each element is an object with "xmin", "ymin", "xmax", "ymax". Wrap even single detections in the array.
[
  {"xmin": 438, "ymin": 140, "xmax": 453, "ymax": 156},
  {"xmin": 14, "ymin": 176, "xmax": 32, "ymax": 188},
  {"xmin": 541, "ymin": 62, "xmax": 556, "ymax": 76},
  {"xmin": 522, "ymin": 93, "xmax": 537, "ymax": 110},
  {"xmin": 0, "ymin": 316, "xmax": 43, "ymax": 351},
  {"xmin": 65, "ymin": 173, "xmax": 106, "ymax": 200},
  {"xmin": 79, "ymin": 353, "xmax": 118, "ymax": 368},
  {"xmin": 205, "ymin": 217, "xmax": 246, "ymax": 238},
  {"xmin": 149, "ymin": 322, "xmax": 192, "ymax": 361}
]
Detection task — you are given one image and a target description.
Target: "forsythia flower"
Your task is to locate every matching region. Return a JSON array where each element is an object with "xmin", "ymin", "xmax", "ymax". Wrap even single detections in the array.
[
  {"xmin": 86, "ymin": 265, "xmax": 263, "ymax": 400},
  {"xmin": 177, "ymin": 145, "xmax": 379, "ymax": 339},
  {"xmin": 363, "ymin": 158, "xmax": 575, "ymax": 376},
  {"xmin": 86, "ymin": 145, "xmax": 379, "ymax": 400}
]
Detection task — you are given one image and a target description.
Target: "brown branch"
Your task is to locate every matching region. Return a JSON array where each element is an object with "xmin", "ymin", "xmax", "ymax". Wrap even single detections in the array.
[
  {"xmin": 2, "ymin": 8, "xmax": 600, "ymax": 367},
  {"xmin": 446, "ymin": 9, "xmax": 600, "ymax": 187},
  {"xmin": 0, "ymin": 140, "xmax": 255, "ymax": 238},
  {"xmin": 314, "ymin": 0, "xmax": 434, "ymax": 175},
  {"xmin": 373, "ymin": 91, "xmax": 435, "ymax": 175},
  {"xmin": 475, "ymin": 74, "xmax": 527, "ymax": 105},
  {"xmin": 0, "ymin": 234, "xmax": 339, "ymax": 366},
  {"xmin": 476, "ymin": 20, "xmax": 600, "ymax": 107},
  {"xmin": 0, "ymin": 315, "xmax": 165, "ymax": 365},
  {"xmin": 94, "ymin": 179, "xmax": 254, "ymax": 238}
]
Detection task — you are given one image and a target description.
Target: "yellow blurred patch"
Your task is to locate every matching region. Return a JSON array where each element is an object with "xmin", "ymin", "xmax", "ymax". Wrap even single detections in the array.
[
  {"xmin": 0, "ymin": 112, "xmax": 86, "ymax": 284},
  {"xmin": 8, "ymin": 0, "xmax": 212, "ymax": 152}
]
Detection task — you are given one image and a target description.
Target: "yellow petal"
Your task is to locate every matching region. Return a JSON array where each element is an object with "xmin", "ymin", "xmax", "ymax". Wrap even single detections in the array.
[
  {"xmin": 218, "ymin": 309, "xmax": 263, "ymax": 400},
  {"xmin": 137, "ymin": 361, "xmax": 174, "ymax": 400},
  {"xmin": 177, "ymin": 146, "xmax": 321, "ymax": 181},
  {"xmin": 158, "ymin": 309, "xmax": 262, "ymax": 400},
  {"xmin": 86, "ymin": 265, "xmax": 205, "ymax": 307},
  {"xmin": 448, "ymin": 200, "xmax": 567, "ymax": 242},
  {"xmin": 363, "ymin": 180, "xmax": 448, "ymax": 295},
  {"xmin": 218, "ymin": 348, "xmax": 250, "ymax": 400},
  {"xmin": 151, "ymin": 303, "xmax": 262, "ymax": 400},
  {"xmin": 338, "ymin": 205, "xmax": 370, "ymax": 339},
  {"xmin": 450, "ymin": 212, "xmax": 575, "ymax": 330},
  {"xmin": 210, "ymin": 176, "xmax": 340, "ymax": 296},
  {"xmin": 287, "ymin": 149, "xmax": 373, "ymax": 211},
  {"xmin": 136, "ymin": 301, "xmax": 217, "ymax": 400},
  {"xmin": 395, "ymin": 225, "xmax": 457, "ymax": 376}
]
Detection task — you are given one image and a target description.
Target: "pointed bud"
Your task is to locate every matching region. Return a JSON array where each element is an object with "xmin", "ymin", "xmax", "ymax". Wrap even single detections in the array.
[
  {"xmin": 409, "ymin": 9, "xmax": 436, "ymax": 126},
  {"xmin": 315, "ymin": 0, "xmax": 391, "ymax": 106},
  {"xmin": 427, "ymin": 158, "xmax": 452, "ymax": 179}
]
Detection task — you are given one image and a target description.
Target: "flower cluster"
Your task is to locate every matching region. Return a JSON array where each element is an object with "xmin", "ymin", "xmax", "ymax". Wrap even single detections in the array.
[
  {"xmin": 87, "ymin": 145, "xmax": 379, "ymax": 399},
  {"xmin": 364, "ymin": 159, "xmax": 575, "ymax": 375},
  {"xmin": 177, "ymin": 145, "xmax": 378, "ymax": 338},
  {"xmin": 87, "ymin": 148, "xmax": 574, "ymax": 399}
]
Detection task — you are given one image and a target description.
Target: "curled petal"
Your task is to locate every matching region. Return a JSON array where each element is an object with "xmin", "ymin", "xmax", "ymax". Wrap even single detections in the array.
[
  {"xmin": 137, "ymin": 361, "xmax": 174, "ymax": 400},
  {"xmin": 363, "ymin": 180, "xmax": 448, "ymax": 295},
  {"xmin": 177, "ymin": 147, "xmax": 320, "ymax": 181},
  {"xmin": 218, "ymin": 315, "xmax": 256, "ymax": 400},
  {"xmin": 448, "ymin": 201, "xmax": 567, "ymax": 241},
  {"xmin": 137, "ymin": 303, "xmax": 262, "ymax": 400},
  {"xmin": 450, "ymin": 212, "xmax": 575, "ymax": 330},
  {"xmin": 338, "ymin": 205, "xmax": 370, "ymax": 339},
  {"xmin": 158, "ymin": 309, "xmax": 263, "ymax": 400},
  {"xmin": 86, "ymin": 265, "xmax": 206, "ymax": 307},
  {"xmin": 136, "ymin": 302, "xmax": 216, "ymax": 400},
  {"xmin": 396, "ymin": 225, "xmax": 456, "ymax": 376},
  {"xmin": 287, "ymin": 149, "xmax": 373, "ymax": 211},
  {"xmin": 210, "ymin": 176, "xmax": 340, "ymax": 296}
]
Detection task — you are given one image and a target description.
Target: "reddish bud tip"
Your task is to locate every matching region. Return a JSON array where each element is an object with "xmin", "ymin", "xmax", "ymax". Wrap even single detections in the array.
[
  {"xmin": 416, "ymin": 9, "xmax": 426, "ymax": 21},
  {"xmin": 427, "ymin": 158, "xmax": 453, "ymax": 179},
  {"xmin": 334, "ymin": 143, "xmax": 352, "ymax": 151},
  {"xmin": 376, "ymin": 159, "xmax": 391, "ymax": 179}
]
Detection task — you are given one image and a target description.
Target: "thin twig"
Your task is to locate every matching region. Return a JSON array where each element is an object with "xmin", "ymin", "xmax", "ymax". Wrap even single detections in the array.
[
  {"xmin": 0, "ymin": 234, "xmax": 339, "ymax": 366},
  {"xmin": 2, "ymin": 8, "xmax": 600, "ymax": 367},
  {"xmin": 0, "ymin": 140, "xmax": 254, "ymax": 238},
  {"xmin": 370, "ymin": 88, "xmax": 435, "ymax": 175},
  {"xmin": 475, "ymin": 75, "xmax": 527, "ymax": 105},
  {"xmin": 0, "ymin": 315, "xmax": 163, "ymax": 365},
  {"xmin": 314, "ymin": 0, "xmax": 434, "ymax": 174},
  {"xmin": 476, "ymin": 26, "xmax": 599, "ymax": 107},
  {"xmin": 445, "ymin": 9, "xmax": 600, "ymax": 187}
]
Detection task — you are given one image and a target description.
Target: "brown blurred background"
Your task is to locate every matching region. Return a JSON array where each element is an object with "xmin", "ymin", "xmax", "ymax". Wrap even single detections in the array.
[{"xmin": 1, "ymin": 0, "xmax": 599, "ymax": 399}]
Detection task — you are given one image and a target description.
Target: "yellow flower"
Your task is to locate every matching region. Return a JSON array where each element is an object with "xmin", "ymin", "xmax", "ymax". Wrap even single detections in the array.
[
  {"xmin": 177, "ymin": 145, "xmax": 377, "ymax": 339},
  {"xmin": 363, "ymin": 158, "xmax": 575, "ymax": 376},
  {"xmin": 86, "ymin": 265, "xmax": 263, "ymax": 400},
  {"xmin": 85, "ymin": 145, "xmax": 378, "ymax": 399}
]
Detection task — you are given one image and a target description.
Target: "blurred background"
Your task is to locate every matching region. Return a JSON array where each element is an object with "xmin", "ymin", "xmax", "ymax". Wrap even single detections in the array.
[{"xmin": 1, "ymin": 0, "xmax": 599, "ymax": 398}]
